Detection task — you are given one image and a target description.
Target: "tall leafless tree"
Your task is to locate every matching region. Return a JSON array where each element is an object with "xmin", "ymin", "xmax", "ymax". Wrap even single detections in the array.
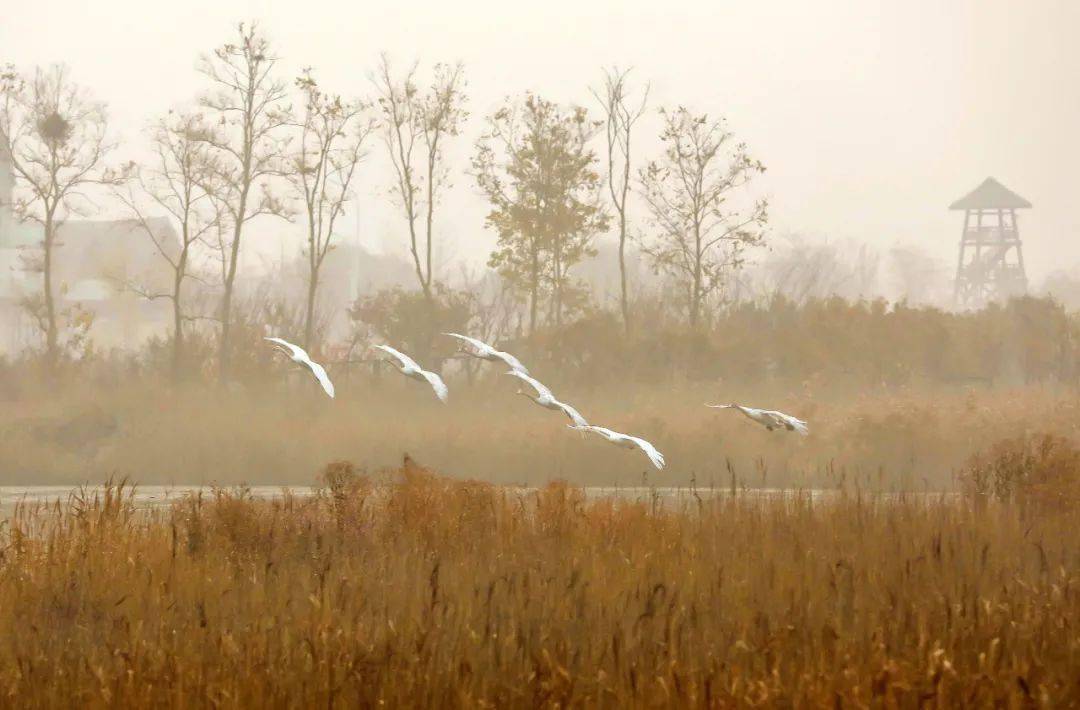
[
  {"xmin": 640, "ymin": 107, "xmax": 767, "ymax": 329},
  {"xmin": 0, "ymin": 64, "xmax": 127, "ymax": 368},
  {"xmin": 891, "ymin": 244, "xmax": 950, "ymax": 306},
  {"xmin": 116, "ymin": 112, "xmax": 220, "ymax": 381},
  {"xmin": 287, "ymin": 69, "xmax": 375, "ymax": 350},
  {"xmin": 373, "ymin": 56, "xmax": 466, "ymax": 309},
  {"xmin": 197, "ymin": 22, "xmax": 291, "ymax": 383},
  {"xmin": 591, "ymin": 67, "xmax": 648, "ymax": 336}
]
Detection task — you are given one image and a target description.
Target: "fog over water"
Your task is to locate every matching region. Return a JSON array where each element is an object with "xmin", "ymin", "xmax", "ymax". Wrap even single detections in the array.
[{"xmin": 0, "ymin": 485, "xmax": 954, "ymax": 517}]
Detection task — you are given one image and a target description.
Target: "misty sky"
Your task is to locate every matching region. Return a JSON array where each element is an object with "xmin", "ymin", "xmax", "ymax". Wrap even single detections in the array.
[{"xmin": 3, "ymin": 0, "xmax": 1078, "ymax": 283}]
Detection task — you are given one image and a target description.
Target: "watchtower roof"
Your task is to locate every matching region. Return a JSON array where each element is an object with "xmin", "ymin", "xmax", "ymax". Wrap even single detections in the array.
[{"xmin": 949, "ymin": 177, "xmax": 1031, "ymax": 210}]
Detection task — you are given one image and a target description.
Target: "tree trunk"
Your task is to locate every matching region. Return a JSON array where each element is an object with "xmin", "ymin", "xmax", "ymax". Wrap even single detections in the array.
[
  {"xmin": 690, "ymin": 222, "xmax": 703, "ymax": 329},
  {"xmin": 403, "ymin": 190, "xmax": 433, "ymax": 310},
  {"xmin": 690, "ymin": 274, "xmax": 703, "ymax": 330},
  {"xmin": 425, "ymin": 149, "xmax": 437, "ymax": 308},
  {"xmin": 410, "ymin": 237, "xmax": 432, "ymax": 304},
  {"xmin": 219, "ymin": 184, "xmax": 249, "ymax": 385},
  {"xmin": 218, "ymin": 283, "xmax": 234, "ymax": 384},
  {"xmin": 171, "ymin": 271, "xmax": 184, "ymax": 383},
  {"xmin": 528, "ymin": 283, "xmax": 538, "ymax": 336},
  {"xmin": 618, "ymin": 211, "xmax": 629, "ymax": 337},
  {"xmin": 172, "ymin": 298, "xmax": 183, "ymax": 382},
  {"xmin": 528, "ymin": 244, "xmax": 539, "ymax": 336},
  {"xmin": 304, "ymin": 270, "xmax": 318, "ymax": 351},
  {"xmin": 42, "ymin": 211, "xmax": 58, "ymax": 369},
  {"xmin": 689, "ymin": 258, "xmax": 704, "ymax": 330},
  {"xmin": 618, "ymin": 125, "xmax": 633, "ymax": 338},
  {"xmin": 170, "ymin": 235, "xmax": 191, "ymax": 383},
  {"xmin": 553, "ymin": 242, "xmax": 563, "ymax": 330},
  {"xmin": 218, "ymin": 233, "xmax": 241, "ymax": 385}
]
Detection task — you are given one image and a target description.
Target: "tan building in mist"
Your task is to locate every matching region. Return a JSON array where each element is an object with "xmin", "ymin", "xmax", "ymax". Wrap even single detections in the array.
[{"xmin": 0, "ymin": 149, "xmax": 179, "ymax": 353}]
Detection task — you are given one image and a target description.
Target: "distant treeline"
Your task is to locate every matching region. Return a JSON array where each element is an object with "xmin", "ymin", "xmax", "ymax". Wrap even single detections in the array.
[
  {"xmin": 516, "ymin": 294, "xmax": 1079, "ymax": 389},
  {"xmin": 3, "ymin": 293, "xmax": 1076, "ymax": 393}
]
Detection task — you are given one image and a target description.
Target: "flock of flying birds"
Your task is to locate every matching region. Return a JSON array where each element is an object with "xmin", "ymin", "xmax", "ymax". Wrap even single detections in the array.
[{"xmin": 265, "ymin": 334, "xmax": 809, "ymax": 472}]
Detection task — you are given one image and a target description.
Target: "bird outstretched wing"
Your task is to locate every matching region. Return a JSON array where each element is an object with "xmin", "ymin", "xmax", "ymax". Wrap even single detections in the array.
[
  {"xmin": 505, "ymin": 370, "xmax": 553, "ymax": 398},
  {"xmin": 493, "ymin": 350, "xmax": 529, "ymax": 375},
  {"xmin": 570, "ymin": 423, "xmax": 611, "ymax": 442},
  {"xmin": 266, "ymin": 337, "xmax": 335, "ymax": 398},
  {"xmin": 265, "ymin": 336, "xmax": 306, "ymax": 360},
  {"xmin": 306, "ymin": 360, "xmax": 335, "ymax": 398},
  {"xmin": 446, "ymin": 333, "xmax": 530, "ymax": 375},
  {"xmin": 627, "ymin": 435, "xmax": 666, "ymax": 470},
  {"xmin": 554, "ymin": 400, "xmax": 588, "ymax": 427},
  {"xmin": 421, "ymin": 370, "xmax": 449, "ymax": 403},
  {"xmin": 375, "ymin": 344, "xmax": 421, "ymax": 371},
  {"xmin": 443, "ymin": 332, "xmax": 491, "ymax": 354},
  {"xmin": 765, "ymin": 410, "xmax": 809, "ymax": 436},
  {"xmin": 574, "ymin": 424, "xmax": 664, "ymax": 470},
  {"xmin": 707, "ymin": 403, "xmax": 764, "ymax": 425}
]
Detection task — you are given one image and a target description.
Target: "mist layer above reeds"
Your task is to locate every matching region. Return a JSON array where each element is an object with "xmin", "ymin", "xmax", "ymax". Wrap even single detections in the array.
[{"xmin": 2, "ymin": 373, "xmax": 1079, "ymax": 489}]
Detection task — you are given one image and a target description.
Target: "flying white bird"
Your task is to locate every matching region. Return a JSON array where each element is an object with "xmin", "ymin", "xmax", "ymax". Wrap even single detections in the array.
[
  {"xmin": 570, "ymin": 424, "xmax": 666, "ymax": 470},
  {"xmin": 264, "ymin": 337, "xmax": 335, "ymax": 398},
  {"xmin": 506, "ymin": 370, "xmax": 588, "ymax": 427},
  {"xmin": 706, "ymin": 403, "xmax": 808, "ymax": 435},
  {"xmin": 375, "ymin": 345, "xmax": 449, "ymax": 403},
  {"xmin": 443, "ymin": 333, "xmax": 529, "ymax": 374}
]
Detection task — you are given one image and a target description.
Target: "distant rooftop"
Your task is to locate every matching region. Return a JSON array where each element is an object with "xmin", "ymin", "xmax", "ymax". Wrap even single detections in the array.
[{"xmin": 949, "ymin": 177, "xmax": 1032, "ymax": 210}]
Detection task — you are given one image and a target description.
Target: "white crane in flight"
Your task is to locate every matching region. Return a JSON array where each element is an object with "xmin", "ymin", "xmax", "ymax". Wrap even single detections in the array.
[
  {"xmin": 506, "ymin": 370, "xmax": 588, "ymax": 427},
  {"xmin": 570, "ymin": 424, "xmax": 666, "ymax": 470},
  {"xmin": 443, "ymin": 333, "xmax": 529, "ymax": 374},
  {"xmin": 706, "ymin": 403, "xmax": 808, "ymax": 435},
  {"xmin": 264, "ymin": 337, "xmax": 335, "ymax": 398},
  {"xmin": 375, "ymin": 345, "xmax": 449, "ymax": 403}
]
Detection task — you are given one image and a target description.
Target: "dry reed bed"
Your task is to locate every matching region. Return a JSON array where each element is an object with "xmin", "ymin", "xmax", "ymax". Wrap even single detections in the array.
[{"xmin": 0, "ymin": 468, "xmax": 1076, "ymax": 707}]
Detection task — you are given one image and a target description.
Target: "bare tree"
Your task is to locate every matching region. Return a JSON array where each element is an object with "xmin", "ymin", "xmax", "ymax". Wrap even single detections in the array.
[
  {"xmin": 115, "ymin": 112, "xmax": 220, "ymax": 380},
  {"xmin": 287, "ymin": 69, "xmax": 374, "ymax": 350},
  {"xmin": 591, "ymin": 67, "xmax": 648, "ymax": 336},
  {"xmin": 0, "ymin": 64, "xmax": 127, "ymax": 367},
  {"xmin": 197, "ymin": 22, "xmax": 291, "ymax": 383},
  {"xmin": 890, "ymin": 244, "xmax": 950, "ymax": 306},
  {"xmin": 763, "ymin": 243, "xmax": 843, "ymax": 305},
  {"xmin": 455, "ymin": 265, "xmax": 520, "ymax": 382},
  {"xmin": 851, "ymin": 243, "xmax": 881, "ymax": 300},
  {"xmin": 753, "ymin": 234, "xmax": 873, "ymax": 305},
  {"xmin": 640, "ymin": 107, "xmax": 767, "ymax": 328},
  {"xmin": 373, "ymin": 56, "xmax": 466, "ymax": 308}
]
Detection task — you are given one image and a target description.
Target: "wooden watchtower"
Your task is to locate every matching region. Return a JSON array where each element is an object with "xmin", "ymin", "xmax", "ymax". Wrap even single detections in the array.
[{"xmin": 950, "ymin": 177, "xmax": 1031, "ymax": 308}]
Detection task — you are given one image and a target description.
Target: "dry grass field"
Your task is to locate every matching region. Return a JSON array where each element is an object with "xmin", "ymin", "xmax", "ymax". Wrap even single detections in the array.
[{"xmin": 0, "ymin": 462, "xmax": 1076, "ymax": 707}]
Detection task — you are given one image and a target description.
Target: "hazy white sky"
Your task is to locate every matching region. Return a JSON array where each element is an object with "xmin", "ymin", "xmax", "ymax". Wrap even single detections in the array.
[{"xmin": 3, "ymin": 0, "xmax": 1078, "ymax": 281}]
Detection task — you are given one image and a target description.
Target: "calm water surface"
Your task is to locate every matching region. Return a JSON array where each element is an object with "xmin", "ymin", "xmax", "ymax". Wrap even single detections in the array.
[{"xmin": 0, "ymin": 484, "xmax": 949, "ymax": 516}]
